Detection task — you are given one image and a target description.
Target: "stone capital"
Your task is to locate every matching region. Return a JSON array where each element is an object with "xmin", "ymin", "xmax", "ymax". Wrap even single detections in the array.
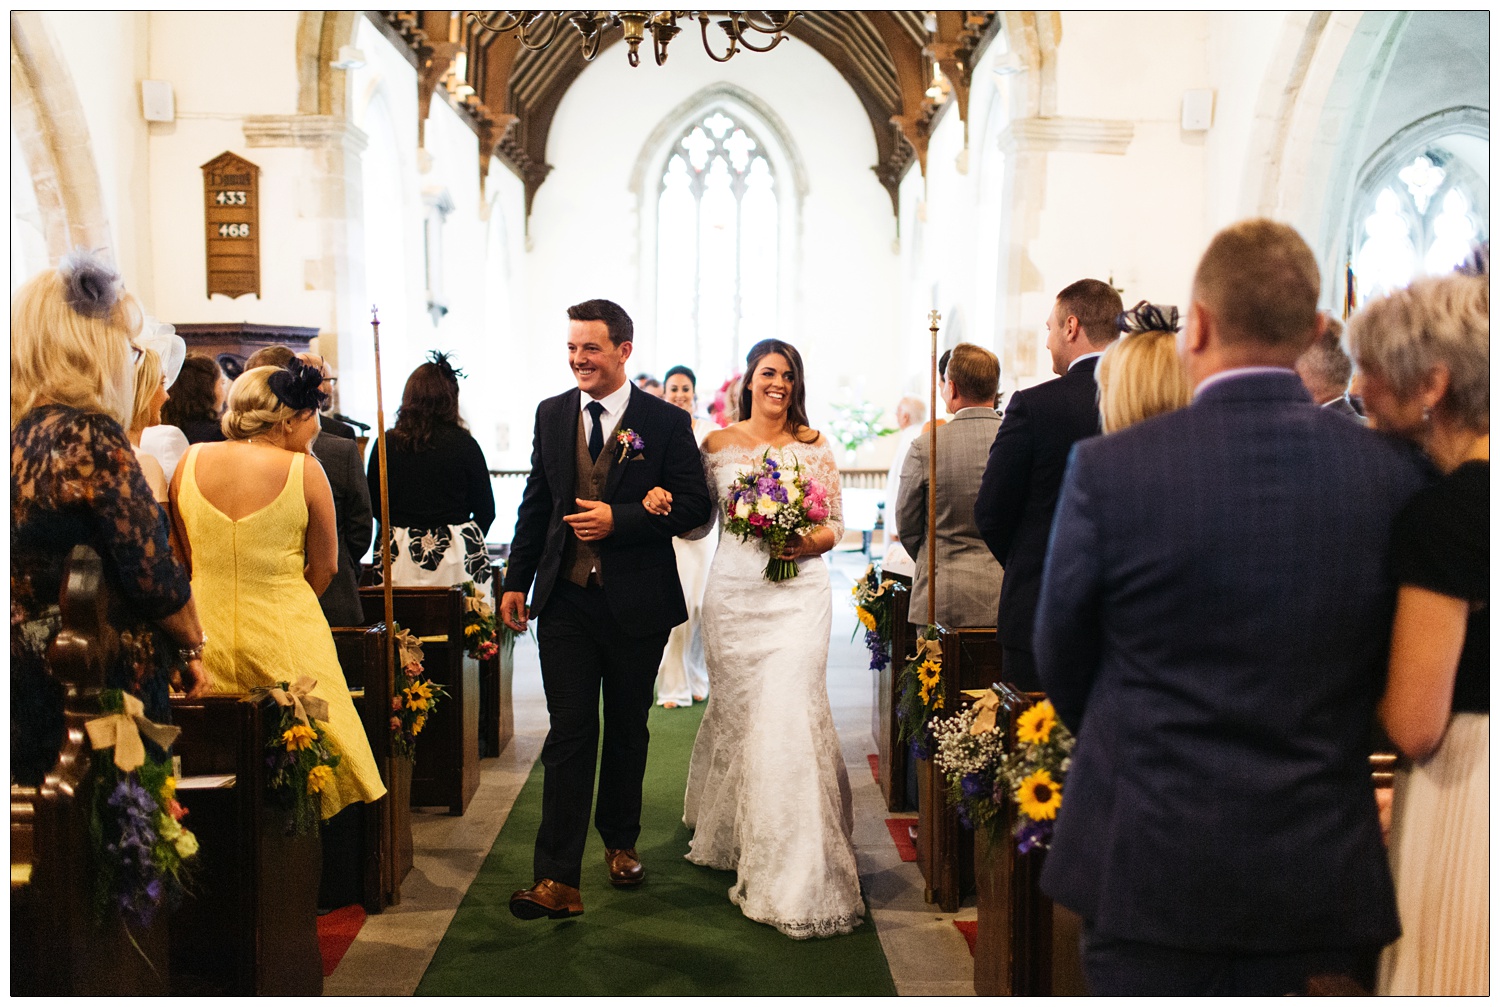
[
  {"xmin": 243, "ymin": 114, "xmax": 368, "ymax": 154},
  {"xmin": 998, "ymin": 116, "xmax": 1134, "ymax": 156}
]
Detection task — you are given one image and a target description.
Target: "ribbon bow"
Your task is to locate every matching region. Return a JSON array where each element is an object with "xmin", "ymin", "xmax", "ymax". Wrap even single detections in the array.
[
  {"xmin": 910, "ymin": 635, "xmax": 942, "ymax": 666},
  {"xmin": 964, "ymin": 689, "xmax": 1002, "ymax": 736},
  {"xmin": 394, "ymin": 627, "xmax": 426, "ymax": 670},
  {"xmin": 85, "ymin": 693, "xmax": 181, "ymax": 772},
  {"xmin": 268, "ymin": 676, "xmax": 330, "ymax": 726}
]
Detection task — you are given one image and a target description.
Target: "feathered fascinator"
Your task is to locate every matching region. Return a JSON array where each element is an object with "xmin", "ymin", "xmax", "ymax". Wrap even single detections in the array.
[
  {"xmin": 267, "ymin": 357, "xmax": 330, "ymax": 412},
  {"xmin": 59, "ymin": 247, "xmax": 122, "ymax": 319},
  {"xmin": 428, "ymin": 350, "xmax": 467, "ymax": 384},
  {"xmin": 1118, "ymin": 300, "xmax": 1180, "ymax": 334},
  {"xmin": 136, "ymin": 317, "xmax": 186, "ymax": 388}
]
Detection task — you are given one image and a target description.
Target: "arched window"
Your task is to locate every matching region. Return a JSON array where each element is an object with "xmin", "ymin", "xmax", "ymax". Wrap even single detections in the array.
[
  {"xmin": 655, "ymin": 108, "xmax": 779, "ymax": 385},
  {"xmin": 1351, "ymin": 148, "xmax": 1488, "ymax": 304}
]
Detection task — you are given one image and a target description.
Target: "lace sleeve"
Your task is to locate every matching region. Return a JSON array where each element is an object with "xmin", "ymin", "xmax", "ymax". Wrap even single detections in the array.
[
  {"xmin": 803, "ymin": 441, "xmax": 844, "ymax": 543},
  {"xmin": 682, "ymin": 447, "xmax": 719, "ymax": 541}
]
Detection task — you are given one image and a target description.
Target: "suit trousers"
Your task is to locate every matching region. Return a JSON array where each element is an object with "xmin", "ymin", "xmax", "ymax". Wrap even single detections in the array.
[
  {"xmin": 1081, "ymin": 921, "xmax": 1381, "ymax": 995},
  {"xmin": 534, "ymin": 579, "xmax": 670, "ymax": 887}
]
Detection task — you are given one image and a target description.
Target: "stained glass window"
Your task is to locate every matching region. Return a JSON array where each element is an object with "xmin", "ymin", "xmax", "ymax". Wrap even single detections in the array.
[
  {"xmin": 1351, "ymin": 150, "xmax": 1487, "ymax": 304},
  {"xmin": 656, "ymin": 109, "xmax": 779, "ymax": 383}
]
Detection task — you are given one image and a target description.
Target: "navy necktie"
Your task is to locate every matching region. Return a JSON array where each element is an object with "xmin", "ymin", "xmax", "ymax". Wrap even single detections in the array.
[{"xmin": 586, "ymin": 401, "xmax": 605, "ymax": 462}]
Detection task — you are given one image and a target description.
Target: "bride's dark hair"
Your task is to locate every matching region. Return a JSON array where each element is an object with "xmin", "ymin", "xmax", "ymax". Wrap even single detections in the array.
[{"xmin": 739, "ymin": 339, "xmax": 817, "ymax": 443}]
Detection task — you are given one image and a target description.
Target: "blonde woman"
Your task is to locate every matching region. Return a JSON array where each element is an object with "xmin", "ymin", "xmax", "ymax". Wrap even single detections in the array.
[
  {"xmin": 170, "ymin": 361, "xmax": 385, "ymax": 819},
  {"xmin": 11, "ymin": 251, "xmax": 207, "ymax": 785},
  {"xmin": 1095, "ymin": 302, "xmax": 1191, "ymax": 433},
  {"xmin": 1349, "ymin": 272, "xmax": 1489, "ymax": 996}
]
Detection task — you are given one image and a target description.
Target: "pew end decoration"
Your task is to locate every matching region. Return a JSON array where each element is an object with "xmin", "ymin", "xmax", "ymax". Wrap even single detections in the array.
[
  {"xmin": 931, "ymin": 687, "xmax": 1009, "ymax": 835},
  {"xmin": 460, "ymin": 581, "xmax": 500, "ymax": 661},
  {"xmin": 895, "ymin": 627, "xmax": 944, "ymax": 757},
  {"xmin": 391, "ymin": 624, "xmax": 448, "ymax": 760},
  {"xmin": 85, "ymin": 688, "xmax": 199, "ymax": 928},
  {"xmin": 850, "ymin": 563, "xmax": 903, "ymax": 672},
  {"xmin": 997, "ymin": 698, "xmax": 1075, "ymax": 854},
  {"xmin": 255, "ymin": 679, "xmax": 340, "ymax": 836},
  {"xmin": 722, "ymin": 448, "xmax": 830, "ymax": 582}
]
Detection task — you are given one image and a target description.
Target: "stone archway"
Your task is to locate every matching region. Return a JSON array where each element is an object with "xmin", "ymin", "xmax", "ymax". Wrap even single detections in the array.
[
  {"xmin": 10, "ymin": 11, "xmax": 112, "ymax": 263},
  {"xmin": 297, "ymin": 11, "xmax": 363, "ymax": 118}
]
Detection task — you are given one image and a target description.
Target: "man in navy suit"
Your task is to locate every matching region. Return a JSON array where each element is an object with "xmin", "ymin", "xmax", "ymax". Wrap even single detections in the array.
[
  {"xmin": 974, "ymin": 278, "xmax": 1122, "ymax": 690},
  {"xmin": 1034, "ymin": 220, "xmax": 1429, "ymax": 994},
  {"xmin": 500, "ymin": 299, "xmax": 711, "ymax": 919}
]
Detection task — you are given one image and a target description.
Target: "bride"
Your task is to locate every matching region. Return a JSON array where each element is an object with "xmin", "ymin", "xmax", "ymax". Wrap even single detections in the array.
[{"xmin": 646, "ymin": 338, "xmax": 863, "ymax": 939}]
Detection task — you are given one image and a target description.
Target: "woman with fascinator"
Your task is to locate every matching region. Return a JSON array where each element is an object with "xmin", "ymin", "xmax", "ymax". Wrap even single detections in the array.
[
  {"xmin": 11, "ymin": 251, "xmax": 210, "ymax": 786},
  {"xmin": 1095, "ymin": 300, "xmax": 1191, "ymax": 433},
  {"xmin": 170, "ymin": 360, "xmax": 385, "ymax": 819},
  {"xmin": 365, "ymin": 352, "xmax": 497, "ymax": 613}
]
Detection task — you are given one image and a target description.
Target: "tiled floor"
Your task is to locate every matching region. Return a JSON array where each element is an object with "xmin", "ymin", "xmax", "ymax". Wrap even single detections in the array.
[{"xmin": 325, "ymin": 549, "xmax": 977, "ymax": 996}]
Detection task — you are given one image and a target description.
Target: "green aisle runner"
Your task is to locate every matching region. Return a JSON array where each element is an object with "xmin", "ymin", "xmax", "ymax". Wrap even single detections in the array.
[{"xmin": 417, "ymin": 701, "xmax": 896, "ymax": 995}]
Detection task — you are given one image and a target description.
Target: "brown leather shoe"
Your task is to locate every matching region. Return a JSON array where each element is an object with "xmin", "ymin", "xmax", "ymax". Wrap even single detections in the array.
[
  {"xmin": 509, "ymin": 879, "xmax": 583, "ymax": 920},
  {"xmin": 605, "ymin": 847, "xmax": 644, "ymax": 887}
]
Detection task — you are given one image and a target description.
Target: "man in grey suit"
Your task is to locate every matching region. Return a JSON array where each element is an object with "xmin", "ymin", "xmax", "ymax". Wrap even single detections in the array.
[
  {"xmin": 1295, "ymin": 316, "xmax": 1365, "ymax": 423},
  {"xmin": 896, "ymin": 343, "xmax": 1004, "ymax": 627}
]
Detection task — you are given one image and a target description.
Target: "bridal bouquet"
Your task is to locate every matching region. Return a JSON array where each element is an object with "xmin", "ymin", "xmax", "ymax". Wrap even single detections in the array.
[{"xmin": 722, "ymin": 449, "xmax": 831, "ymax": 582}]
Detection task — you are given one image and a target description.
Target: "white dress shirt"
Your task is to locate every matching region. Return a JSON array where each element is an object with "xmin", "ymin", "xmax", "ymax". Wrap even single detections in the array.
[
  {"xmin": 1069, "ymin": 351, "xmax": 1104, "ymax": 371},
  {"xmin": 579, "ymin": 381, "xmax": 633, "ymax": 444}
]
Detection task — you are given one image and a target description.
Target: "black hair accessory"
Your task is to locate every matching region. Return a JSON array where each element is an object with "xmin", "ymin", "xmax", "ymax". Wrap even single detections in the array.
[
  {"xmin": 267, "ymin": 358, "xmax": 330, "ymax": 411},
  {"xmin": 59, "ymin": 247, "xmax": 121, "ymax": 320},
  {"xmin": 1117, "ymin": 300, "xmax": 1180, "ymax": 334},
  {"xmin": 428, "ymin": 350, "xmax": 467, "ymax": 384}
]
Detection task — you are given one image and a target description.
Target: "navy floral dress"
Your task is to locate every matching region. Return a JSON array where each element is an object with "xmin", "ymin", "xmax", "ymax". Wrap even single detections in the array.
[{"xmin": 11, "ymin": 405, "xmax": 192, "ymax": 785}]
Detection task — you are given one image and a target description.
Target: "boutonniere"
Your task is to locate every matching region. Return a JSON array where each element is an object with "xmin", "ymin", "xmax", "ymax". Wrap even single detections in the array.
[{"xmin": 615, "ymin": 428, "xmax": 644, "ymax": 464}]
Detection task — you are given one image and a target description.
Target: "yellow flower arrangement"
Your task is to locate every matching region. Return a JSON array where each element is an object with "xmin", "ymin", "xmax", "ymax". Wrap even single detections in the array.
[
  {"xmin": 1016, "ymin": 769, "xmax": 1062, "ymax": 820},
  {"xmin": 855, "ymin": 606, "xmax": 877, "ymax": 632},
  {"xmin": 916, "ymin": 658, "xmax": 941, "ymax": 690},
  {"xmin": 306, "ymin": 763, "xmax": 335, "ymax": 795},
  {"xmin": 282, "ymin": 724, "xmax": 317, "ymax": 751},
  {"xmin": 413, "ymin": 715, "xmax": 427, "ymax": 736},
  {"xmin": 1015, "ymin": 699, "xmax": 1057, "ymax": 746},
  {"xmin": 162, "ymin": 776, "xmax": 177, "ymax": 800}
]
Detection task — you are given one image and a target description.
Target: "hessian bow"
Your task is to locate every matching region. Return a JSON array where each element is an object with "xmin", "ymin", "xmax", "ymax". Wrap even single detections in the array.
[
  {"xmin": 268, "ymin": 676, "xmax": 330, "ymax": 726},
  {"xmin": 85, "ymin": 693, "xmax": 181, "ymax": 772}
]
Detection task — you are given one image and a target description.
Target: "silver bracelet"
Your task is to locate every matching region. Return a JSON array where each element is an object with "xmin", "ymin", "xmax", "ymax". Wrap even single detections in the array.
[{"xmin": 178, "ymin": 635, "xmax": 207, "ymax": 662}]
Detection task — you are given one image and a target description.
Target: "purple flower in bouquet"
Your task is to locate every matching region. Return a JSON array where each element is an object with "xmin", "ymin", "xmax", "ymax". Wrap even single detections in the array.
[
  {"xmin": 960, "ymin": 772, "xmax": 989, "ymax": 799},
  {"xmin": 1016, "ymin": 818, "xmax": 1052, "ymax": 855}
]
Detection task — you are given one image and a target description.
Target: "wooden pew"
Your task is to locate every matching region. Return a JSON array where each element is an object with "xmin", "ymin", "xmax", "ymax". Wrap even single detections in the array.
[
  {"xmin": 360, "ymin": 586, "xmax": 479, "ymax": 815},
  {"xmin": 873, "ymin": 572, "xmax": 914, "ymax": 812},
  {"xmin": 477, "ymin": 566, "xmax": 514, "ymax": 759},
  {"xmin": 330, "ymin": 623, "xmax": 406, "ymax": 909},
  {"xmin": 915, "ymin": 625, "xmax": 1003, "ymax": 912},
  {"xmin": 168, "ymin": 694, "xmax": 322, "ymax": 996},
  {"xmin": 11, "ymin": 545, "xmax": 170, "ymax": 995}
]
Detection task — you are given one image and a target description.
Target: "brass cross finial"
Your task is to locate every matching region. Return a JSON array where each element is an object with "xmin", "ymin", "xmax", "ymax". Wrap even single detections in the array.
[{"xmin": 928, "ymin": 309, "xmax": 941, "ymax": 329}]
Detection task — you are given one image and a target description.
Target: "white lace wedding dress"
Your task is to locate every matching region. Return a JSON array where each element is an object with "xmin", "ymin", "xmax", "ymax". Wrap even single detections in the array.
[{"xmin": 682, "ymin": 439, "xmax": 864, "ymax": 939}]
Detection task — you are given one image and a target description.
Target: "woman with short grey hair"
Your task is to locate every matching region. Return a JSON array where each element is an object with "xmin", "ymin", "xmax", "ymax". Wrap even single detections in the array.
[{"xmin": 1347, "ymin": 270, "xmax": 1488, "ymax": 996}]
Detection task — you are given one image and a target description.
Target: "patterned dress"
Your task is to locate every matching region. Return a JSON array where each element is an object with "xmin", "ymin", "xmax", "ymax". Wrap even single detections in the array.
[{"xmin": 11, "ymin": 405, "xmax": 192, "ymax": 786}]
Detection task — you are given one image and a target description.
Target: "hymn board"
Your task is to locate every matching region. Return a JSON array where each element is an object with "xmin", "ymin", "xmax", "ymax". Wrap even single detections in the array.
[{"xmin": 201, "ymin": 151, "xmax": 261, "ymax": 299}]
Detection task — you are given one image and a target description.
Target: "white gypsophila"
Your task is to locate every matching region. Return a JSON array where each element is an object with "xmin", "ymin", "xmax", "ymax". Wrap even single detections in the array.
[{"xmin": 932, "ymin": 707, "xmax": 1005, "ymax": 778}]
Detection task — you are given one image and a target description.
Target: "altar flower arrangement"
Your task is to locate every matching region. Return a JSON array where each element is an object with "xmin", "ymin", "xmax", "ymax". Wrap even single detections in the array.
[
  {"xmin": 722, "ymin": 448, "xmax": 830, "ymax": 582},
  {"xmin": 461, "ymin": 580, "xmax": 501, "ymax": 661},
  {"xmin": 931, "ymin": 689, "xmax": 1009, "ymax": 835},
  {"xmin": 86, "ymin": 689, "xmax": 199, "ymax": 927},
  {"xmin": 850, "ymin": 563, "xmax": 904, "ymax": 673},
  {"xmin": 392, "ymin": 623, "xmax": 449, "ymax": 759},
  {"xmin": 895, "ymin": 627, "xmax": 944, "ymax": 757},
  {"xmin": 997, "ymin": 699, "xmax": 1075, "ymax": 854},
  {"xmin": 256, "ymin": 680, "xmax": 341, "ymax": 836}
]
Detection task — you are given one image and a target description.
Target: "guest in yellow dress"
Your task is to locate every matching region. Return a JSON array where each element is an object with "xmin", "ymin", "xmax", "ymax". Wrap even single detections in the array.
[{"xmin": 170, "ymin": 359, "xmax": 385, "ymax": 818}]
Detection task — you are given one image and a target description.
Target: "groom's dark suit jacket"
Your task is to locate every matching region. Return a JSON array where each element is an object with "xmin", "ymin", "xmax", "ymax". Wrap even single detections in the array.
[
  {"xmin": 502, "ymin": 383, "xmax": 712, "ymax": 637},
  {"xmin": 1034, "ymin": 371, "xmax": 1430, "ymax": 955}
]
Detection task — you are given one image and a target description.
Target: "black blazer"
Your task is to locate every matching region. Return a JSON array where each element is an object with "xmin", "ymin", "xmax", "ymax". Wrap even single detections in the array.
[
  {"xmin": 315, "ymin": 433, "xmax": 373, "ymax": 628},
  {"xmin": 1034, "ymin": 371, "xmax": 1430, "ymax": 953},
  {"xmin": 973, "ymin": 356, "xmax": 1102, "ymax": 649},
  {"xmin": 501, "ymin": 384, "xmax": 712, "ymax": 637}
]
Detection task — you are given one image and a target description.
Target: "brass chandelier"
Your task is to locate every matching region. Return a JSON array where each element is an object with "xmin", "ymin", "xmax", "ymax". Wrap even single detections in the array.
[{"xmin": 466, "ymin": 10, "xmax": 800, "ymax": 67}]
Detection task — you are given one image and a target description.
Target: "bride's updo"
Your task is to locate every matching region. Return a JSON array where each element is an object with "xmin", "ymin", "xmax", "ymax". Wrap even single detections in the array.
[
  {"xmin": 222, "ymin": 366, "xmax": 303, "ymax": 440},
  {"xmin": 739, "ymin": 338, "xmax": 817, "ymax": 443}
]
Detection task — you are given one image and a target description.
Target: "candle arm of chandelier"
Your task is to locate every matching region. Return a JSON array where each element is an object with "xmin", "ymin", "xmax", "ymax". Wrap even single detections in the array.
[
  {"xmin": 726, "ymin": 12, "xmax": 787, "ymax": 53},
  {"xmin": 698, "ymin": 14, "xmax": 740, "ymax": 63},
  {"xmin": 466, "ymin": 10, "xmax": 525, "ymax": 35},
  {"xmin": 517, "ymin": 11, "xmax": 567, "ymax": 51}
]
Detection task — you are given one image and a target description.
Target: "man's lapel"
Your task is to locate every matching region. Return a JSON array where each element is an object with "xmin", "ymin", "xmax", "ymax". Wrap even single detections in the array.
[
  {"xmin": 550, "ymin": 392, "xmax": 578, "ymax": 507},
  {"xmin": 603, "ymin": 384, "xmax": 644, "ymax": 501}
]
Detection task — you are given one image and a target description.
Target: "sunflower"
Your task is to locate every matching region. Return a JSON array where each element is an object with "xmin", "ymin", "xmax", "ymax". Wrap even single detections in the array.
[
  {"xmin": 916, "ymin": 658, "xmax": 941, "ymax": 690},
  {"xmin": 855, "ymin": 606, "xmax": 877, "ymax": 632},
  {"xmin": 306, "ymin": 763, "xmax": 335, "ymax": 795},
  {"xmin": 1015, "ymin": 700, "xmax": 1057, "ymax": 745},
  {"xmin": 282, "ymin": 724, "xmax": 317, "ymax": 752},
  {"xmin": 1016, "ymin": 769, "xmax": 1062, "ymax": 820}
]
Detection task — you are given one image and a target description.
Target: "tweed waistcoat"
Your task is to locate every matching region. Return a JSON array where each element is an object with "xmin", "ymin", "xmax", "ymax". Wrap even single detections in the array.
[{"xmin": 561, "ymin": 410, "xmax": 617, "ymax": 586}]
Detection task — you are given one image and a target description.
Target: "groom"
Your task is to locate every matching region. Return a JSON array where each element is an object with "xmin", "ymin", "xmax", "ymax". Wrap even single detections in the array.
[{"xmin": 499, "ymin": 298, "xmax": 712, "ymax": 919}]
